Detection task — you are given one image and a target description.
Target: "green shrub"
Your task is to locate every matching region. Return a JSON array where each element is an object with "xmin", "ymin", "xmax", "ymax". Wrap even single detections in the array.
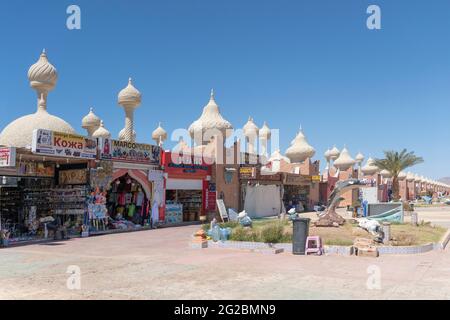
[
  {"xmin": 260, "ymin": 222, "xmax": 285, "ymax": 244},
  {"xmin": 230, "ymin": 226, "xmax": 257, "ymax": 242}
]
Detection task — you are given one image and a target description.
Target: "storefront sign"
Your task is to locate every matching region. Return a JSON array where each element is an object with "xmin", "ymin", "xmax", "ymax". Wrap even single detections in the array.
[
  {"xmin": 99, "ymin": 138, "xmax": 161, "ymax": 165},
  {"xmin": 205, "ymin": 183, "xmax": 217, "ymax": 211},
  {"xmin": 283, "ymin": 174, "xmax": 311, "ymax": 185},
  {"xmin": 59, "ymin": 169, "xmax": 88, "ymax": 185},
  {"xmin": 32, "ymin": 129, "xmax": 97, "ymax": 159},
  {"xmin": 239, "ymin": 166, "xmax": 257, "ymax": 179},
  {"xmin": 311, "ymin": 175, "xmax": 321, "ymax": 182},
  {"xmin": 163, "ymin": 151, "xmax": 211, "ymax": 179},
  {"xmin": 0, "ymin": 147, "xmax": 15, "ymax": 167},
  {"xmin": 17, "ymin": 161, "xmax": 55, "ymax": 177}
]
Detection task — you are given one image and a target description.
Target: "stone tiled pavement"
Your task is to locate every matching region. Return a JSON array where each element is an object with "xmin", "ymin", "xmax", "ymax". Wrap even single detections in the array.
[{"xmin": 0, "ymin": 207, "xmax": 450, "ymax": 300}]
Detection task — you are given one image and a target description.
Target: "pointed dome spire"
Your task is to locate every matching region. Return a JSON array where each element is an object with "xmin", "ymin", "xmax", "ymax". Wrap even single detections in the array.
[
  {"xmin": 324, "ymin": 148, "xmax": 332, "ymax": 162},
  {"xmin": 28, "ymin": 49, "xmax": 58, "ymax": 93},
  {"xmin": 92, "ymin": 120, "xmax": 111, "ymax": 139},
  {"xmin": 355, "ymin": 152, "xmax": 365, "ymax": 164},
  {"xmin": 188, "ymin": 90, "xmax": 233, "ymax": 145},
  {"xmin": 329, "ymin": 145, "xmax": 340, "ymax": 161},
  {"xmin": 333, "ymin": 146, "xmax": 355, "ymax": 170},
  {"xmin": 269, "ymin": 149, "xmax": 291, "ymax": 163},
  {"xmin": 243, "ymin": 116, "xmax": 259, "ymax": 137},
  {"xmin": 285, "ymin": 127, "xmax": 316, "ymax": 163},
  {"xmin": 152, "ymin": 122, "xmax": 168, "ymax": 145},
  {"xmin": 361, "ymin": 157, "xmax": 378, "ymax": 175},
  {"xmin": 82, "ymin": 107, "xmax": 101, "ymax": 129},
  {"xmin": 118, "ymin": 77, "xmax": 141, "ymax": 108},
  {"xmin": 259, "ymin": 121, "xmax": 271, "ymax": 139}
]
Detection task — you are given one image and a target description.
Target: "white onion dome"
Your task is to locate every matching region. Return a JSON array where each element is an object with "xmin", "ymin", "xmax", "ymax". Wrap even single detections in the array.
[
  {"xmin": 285, "ymin": 128, "xmax": 316, "ymax": 163},
  {"xmin": 188, "ymin": 90, "xmax": 233, "ymax": 145},
  {"xmin": 329, "ymin": 145, "xmax": 340, "ymax": 161},
  {"xmin": 92, "ymin": 120, "xmax": 111, "ymax": 139},
  {"xmin": 333, "ymin": 146, "xmax": 355, "ymax": 171},
  {"xmin": 355, "ymin": 152, "xmax": 365, "ymax": 164},
  {"xmin": 118, "ymin": 78, "xmax": 141, "ymax": 108},
  {"xmin": 259, "ymin": 121, "xmax": 271, "ymax": 140},
  {"xmin": 324, "ymin": 148, "xmax": 332, "ymax": 162},
  {"xmin": 269, "ymin": 149, "xmax": 291, "ymax": 164},
  {"xmin": 27, "ymin": 49, "xmax": 58, "ymax": 92},
  {"xmin": 243, "ymin": 116, "xmax": 259, "ymax": 138},
  {"xmin": 152, "ymin": 122, "xmax": 168, "ymax": 144},
  {"xmin": 118, "ymin": 128, "xmax": 136, "ymax": 141},
  {"xmin": 82, "ymin": 107, "xmax": 101, "ymax": 129},
  {"xmin": 406, "ymin": 172, "xmax": 415, "ymax": 182},
  {"xmin": 380, "ymin": 169, "xmax": 392, "ymax": 178},
  {"xmin": 361, "ymin": 157, "xmax": 379, "ymax": 175},
  {"xmin": 398, "ymin": 171, "xmax": 407, "ymax": 180}
]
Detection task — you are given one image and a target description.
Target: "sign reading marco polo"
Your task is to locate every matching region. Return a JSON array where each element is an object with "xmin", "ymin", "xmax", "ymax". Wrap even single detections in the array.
[
  {"xmin": 32, "ymin": 129, "xmax": 97, "ymax": 159},
  {"xmin": 99, "ymin": 138, "xmax": 161, "ymax": 165}
]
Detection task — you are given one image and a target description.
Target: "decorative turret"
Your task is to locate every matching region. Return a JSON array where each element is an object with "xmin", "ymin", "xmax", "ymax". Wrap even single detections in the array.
[
  {"xmin": 152, "ymin": 122, "xmax": 168, "ymax": 146},
  {"xmin": 243, "ymin": 116, "xmax": 259, "ymax": 154},
  {"xmin": 285, "ymin": 127, "xmax": 316, "ymax": 163},
  {"xmin": 82, "ymin": 107, "xmax": 101, "ymax": 137},
  {"xmin": 92, "ymin": 120, "xmax": 111, "ymax": 139},
  {"xmin": 118, "ymin": 78, "xmax": 141, "ymax": 142},
  {"xmin": 333, "ymin": 146, "xmax": 355, "ymax": 171},
  {"xmin": 361, "ymin": 157, "xmax": 379, "ymax": 176},
  {"xmin": 188, "ymin": 90, "xmax": 233, "ymax": 146},
  {"xmin": 259, "ymin": 121, "xmax": 271, "ymax": 158}
]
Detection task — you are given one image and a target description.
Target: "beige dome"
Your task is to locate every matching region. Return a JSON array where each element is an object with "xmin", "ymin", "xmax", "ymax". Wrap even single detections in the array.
[
  {"xmin": 398, "ymin": 171, "xmax": 407, "ymax": 180},
  {"xmin": 355, "ymin": 152, "xmax": 365, "ymax": 164},
  {"xmin": 92, "ymin": 121, "xmax": 111, "ymax": 139},
  {"xmin": 324, "ymin": 148, "xmax": 332, "ymax": 162},
  {"xmin": 0, "ymin": 52, "xmax": 75, "ymax": 148},
  {"xmin": 118, "ymin": 128, "xmax": 136, "ymax": 141},
  {"xmin": 285, "ymin": 128, "xmax": 316, "ymax": 163},
  {"xmin": 28, "ymin": 49, "xmax": 58, "ymax": 92},
  {"xmin": 329, "ymin": 145, "xmax": 340, "ymax": 160},
  {"xmin": 152, "ymin": 122, "xmax": 168, "ymax": 144},
  {"xmin": 414, "ymin": 174, "xmax": 422, "ymax": 182},
  {"xmin": 188, "ymin": 90, "xmax": 233, "ymax": 145},
  {"xmin": 259, "ymin": 121, "xmax": 271, "ymax": 140},
  {"xmin": 406, "ymin": 172, "xmax": 415, "ymax": 182},
  {"xmin": 82, "ymin": 107, "xmax": 101, "ymax": 129},
  {"xmin": 269, "ymin": 149, "xmax": 291, "ymax": 163},
  {"xmin": 243, "ymin": 117, "xmax": 259, "ymax": 138},
  {"xmin": 118, "ymin": 78, "xmax": 141, "ymax": 108},
  {"xmin": 380, "ymin": 169, "xmax": 392, "ymax": 178},
  {"xmin": 333, "ymin": 146, "xmax": 355, "ymax": 171},
  {"xmin": 361, "ymin": 157, "xmax": 379, "ymax": 175}
]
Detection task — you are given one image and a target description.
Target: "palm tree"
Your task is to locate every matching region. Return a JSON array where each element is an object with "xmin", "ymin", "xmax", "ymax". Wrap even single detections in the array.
[{"xmin": 373, "ymin": 149, "xmax": 424, "ymax": 201}]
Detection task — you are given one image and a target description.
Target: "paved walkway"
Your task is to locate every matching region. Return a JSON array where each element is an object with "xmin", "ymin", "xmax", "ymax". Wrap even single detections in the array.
[{"xmin": 1, "ymin": 207, "xmax": 450, "ymax": 300}]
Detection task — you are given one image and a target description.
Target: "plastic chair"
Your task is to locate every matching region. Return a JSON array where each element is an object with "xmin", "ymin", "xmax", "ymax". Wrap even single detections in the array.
[{"xmin": 305, "ymin": 236, "xmax": 323, "ymax": 255}]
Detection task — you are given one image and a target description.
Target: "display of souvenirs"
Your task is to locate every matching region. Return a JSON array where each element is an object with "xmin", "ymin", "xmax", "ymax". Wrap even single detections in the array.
[
  {"xmin": 58, "ymin": 169, "xmax": 88, "ymax": 185},
  {"xmin": 164, "ymin": 203, "xmax": 183, "ymax": 224},
  {"xmin": 17, "ymin": 161, "xmax": 55, "ymax": 177}
]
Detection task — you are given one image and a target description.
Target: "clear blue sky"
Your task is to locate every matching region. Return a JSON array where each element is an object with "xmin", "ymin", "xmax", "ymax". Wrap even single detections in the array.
[{"xmin": 0, "ymin": 0, "xmax": 449, "ymax": 178}]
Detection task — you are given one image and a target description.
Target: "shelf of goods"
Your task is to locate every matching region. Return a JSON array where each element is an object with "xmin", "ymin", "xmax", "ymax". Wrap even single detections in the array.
[
  {"xmin": 177, "ymin": 190, "xmax": 202, "ymax": 221},
  {"xmin": 49, "ymin": 187, "xmax": 87, "ymax": 215}
]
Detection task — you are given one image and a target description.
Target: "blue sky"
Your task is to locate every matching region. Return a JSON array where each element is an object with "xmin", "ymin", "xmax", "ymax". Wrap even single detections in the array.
[{"xmin": 0, "ymin": 0, "xmax": 449, "ymax": 178}]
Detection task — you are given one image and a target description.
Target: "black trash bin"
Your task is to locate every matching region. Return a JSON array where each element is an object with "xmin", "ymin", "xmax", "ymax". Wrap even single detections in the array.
[{"xmin": 292, "ymin": 217, "xmax": 310, "ymax": 255}]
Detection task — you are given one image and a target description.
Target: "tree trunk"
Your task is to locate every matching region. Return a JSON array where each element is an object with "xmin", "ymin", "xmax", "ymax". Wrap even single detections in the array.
[{"xmin": 392, "ymin": 175, "xmax": 400, "ymax": 201}]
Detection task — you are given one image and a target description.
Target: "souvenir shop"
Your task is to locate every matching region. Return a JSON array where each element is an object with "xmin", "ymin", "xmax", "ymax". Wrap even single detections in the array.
[
  {"xmin": 282, "ymin": 173, "xmax": 312, "ymax": 212},
  {"xmin": 162, "ymin": 151, "xmax": 213, "ymax": 224},
  {"xmin": 88, "ymin": 138, "xmax": 162, "ymax": 234},
  {"xmin": 0, "ymin": 134, "xmax": 95, "ymax": 246}
]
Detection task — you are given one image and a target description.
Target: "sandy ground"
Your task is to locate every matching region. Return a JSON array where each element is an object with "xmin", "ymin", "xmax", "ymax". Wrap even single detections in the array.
[{"xmin": 1, "ymin": 206, "xmax": 450, "ymax": 300}]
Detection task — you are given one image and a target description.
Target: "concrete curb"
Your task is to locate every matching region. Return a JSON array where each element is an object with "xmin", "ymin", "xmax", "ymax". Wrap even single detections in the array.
[{"xmin": 437, "ymin": 229, "xmax": 450, "ymax": 250}]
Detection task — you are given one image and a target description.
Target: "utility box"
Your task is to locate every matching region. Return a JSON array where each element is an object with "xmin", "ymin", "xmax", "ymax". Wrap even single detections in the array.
[{"xmin": 292, "ymin": 217, "xmax": 310, "ymax": 255}]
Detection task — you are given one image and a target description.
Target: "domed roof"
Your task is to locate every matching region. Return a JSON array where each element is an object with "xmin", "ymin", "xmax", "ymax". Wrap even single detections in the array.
[
  {"xmin": 188, "ymin": 90, "xmax": 233, "ymax": 145},
  {"xmin": 0, "ymin": 52, "xmax": 75, "ymax": 148},
  {"xmin": 380, "ymin": 169, "xmax": 392, "ymax": 178},
  {"xmin": 82, "ymin": 107, "xmax": 101, "ymax": 129},
  {"xmin": 361, "ymin": 157, "xmax": 379, "ymax": 175},
  {"xmin": 118, "ymin": 78, "xmax": 141, "ymax": 108},
  {"xmin": 269, "ymin": 149, "xmax": 291, "ymax": 163},
  {"xmin": 355, "ymin": 152, "xmax": 365, "ymax": 163},
  {"xmin": 118, "ymin": 128, "xmax": 136, "ymax": 141},
  {"xmin": 92, "ymin": 121, "xmax": 111, "ymax": 139},
  {"xmin": 324, "ymin": 148, "xmax": 332, "ymax": 161},
  {"xmin": 259, "ymin": 121, "xmax": 271, "ymax": 139},
  {"xmin": 152, "ymin": 122, "xmax": 168, "ymax": 144},
  {"xmin": 406, "ymin": 172, "xmax": 415, "ymax": 181},
  {"xmin": 243, "ymin": 117, "xmax": 259, "ymax": 138},
  {"xmin": 414, "ymin": 174, "xmax": 422, "ymax": 182},
  {"xmin": 329, "ymin": 145, "xmax": 340, "ymax": 160},
  {"xmin": 28, "ymin": 49, "xmax": 58, "ymax": 92},
  {"xmin": 398, "ymin": 171, "xmax": 407, "ymax": 180},
  {"xmin": 285, "ymin": 128, "xmax": 316, "ymax": 163},
  {"xmin": 333, "ymin": 146, "xmax": 355, "ymax": 170}
]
